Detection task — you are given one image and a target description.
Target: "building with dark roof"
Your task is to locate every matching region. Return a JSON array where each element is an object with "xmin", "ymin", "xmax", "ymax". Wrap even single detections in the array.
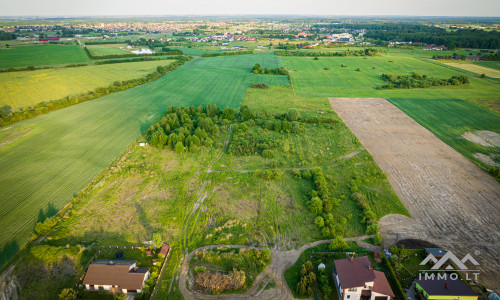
[
  {"xmin": 83, "ymin": 259, "xmax": 150, "ymax": 294},
  {"xmin": 425, "ymin": 248, "xmax": 446, "ymax": 258},
  {"xmin": 415, "ymin": 278, "xmax": 478, "ymax": 300},
  {"xmin": 333, "ymin": 256, "xmax": 395, "ymax": 300}
]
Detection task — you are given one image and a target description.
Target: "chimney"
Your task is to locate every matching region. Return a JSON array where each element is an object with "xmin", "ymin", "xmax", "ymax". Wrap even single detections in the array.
[{"xmin": 445, "ymin": 283, "xmax": 449, "ymax": 289}]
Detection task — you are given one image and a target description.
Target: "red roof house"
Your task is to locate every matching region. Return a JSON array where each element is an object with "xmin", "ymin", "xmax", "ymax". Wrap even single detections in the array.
[
  {"xmin": 334, "ymin": 256, "xmax": 394, "ymax": 300},
  {"xmin": 159, "ymin": 244, "xmax": 170, "ymax": 257}
]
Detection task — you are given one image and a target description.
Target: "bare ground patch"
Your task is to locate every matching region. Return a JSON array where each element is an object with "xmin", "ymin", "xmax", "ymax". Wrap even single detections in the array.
[{"xmin": 329, "ymin": 97, "xmax": 500, "ymax": 291}]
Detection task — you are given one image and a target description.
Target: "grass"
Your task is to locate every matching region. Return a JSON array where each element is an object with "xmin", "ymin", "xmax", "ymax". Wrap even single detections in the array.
[
  {"xmin": 475, "ymin": 61, "xmax": 500, "ymax": 71},
  {"xmin": 0, "ymin": 53, "xmax": 289, "ymax": 271},
  {"xmin": 86, "ymin": 43, "xmax": 130, "ymax": 57},
  {"xmin": 283, "ymin": 55, "xmax": 500, "ymax": 100},
  {"xmin": 170, "ymin": 46, "xmax": 219, "ymax": 56},
  {"xmin": 0, "ymin": 60, "xmax": 175, "ymax": 109},
  {"xmin": 0, "ymin": 44, "xmax": 91, "ymax": 69},
  {"xmin": 387, "ymin": 98, "xmax": 500, "ymax": 170},
  {"xmin": 442, "ymin": 61, "xmax": 500, "ymax": 78}
]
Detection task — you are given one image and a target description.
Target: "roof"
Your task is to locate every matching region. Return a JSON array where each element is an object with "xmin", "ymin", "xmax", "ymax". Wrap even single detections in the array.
[
  {"xmin": 371, "ymin": 270, "xmax": 395, "ymax": 297},
  {"xmin": 416, "ymin": 279, "xmax": 478, "ymax": 297},
  {"xmin": 334, "ymin": 256, "xmax": 376, "ymax": 289},
  {"xmin": 83, "ymin": 260, "xmax": 149, "ymax": 290},
  {"xmin": 373, "ymin": 249, "xmax": 382, "ymax": 254},
  {"xmin": 425, "ymin": 248, "xmax": 446, "ymax": 256},
  {"xmin": 159, "ymin": 244, "xmax": 170, "ymax": 256}
]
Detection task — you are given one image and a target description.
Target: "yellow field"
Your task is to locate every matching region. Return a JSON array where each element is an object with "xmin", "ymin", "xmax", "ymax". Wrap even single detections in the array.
[
  {"xmin": 443, "ymin": 62, "xmax": 500, "ymax": 78},
  {"xmin": 0, "ymin": 60, "xmax": 174, "ymax": 109}
]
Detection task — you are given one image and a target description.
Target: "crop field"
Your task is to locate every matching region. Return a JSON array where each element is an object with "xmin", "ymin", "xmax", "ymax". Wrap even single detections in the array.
[
  {"xmin": 85, "ymin": 43, "xmax": 130, "ymax": 57},
  {"xmin": 387, "ymin": 98, "xmax": 500, "ymax": 169},
  {"xmin": 0, "ymin": 53, "xmax": 289, "ymax": 270},
  {"xmin": 0, "ymin": 60, "xmax": 175, "ymax": 109},
  {"xmin": 475, "ymin": 61, "xmax": 500, "ymax": 71},
  {"xmin": 443, "ymin": 62, "xmax": 500, "ymax": 78},
  {"xmin": 170, "ymin": 46, "xmax": 219, "ymax": 56},
  {"xmin": 283, "ymin": 56, "xmax": 500, "ymax": 100},
  {"xmin": 0, "ymin": 44, "xmax": 91, "ymax": 69}
]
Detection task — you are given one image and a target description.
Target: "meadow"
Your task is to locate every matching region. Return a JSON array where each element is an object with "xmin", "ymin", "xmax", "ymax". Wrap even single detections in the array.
[
  {"xmin": 0, "ymin": 53, "xmax": 289, "ymax": 271},
  {"xmin": 85, "ymin": 43, "xmax": 130, "ymax": 57},
  {"xmin": 0, "ymin": 60, "xmax": 175, "ymax": 109},
  {"xmin": 283, "ymin": 55, "xmax": 500, "ymax": 100},
  {"xmin": 387, "ymin": 98, "xmax": 500, "ymax": 170},
  {"xmin": 0, "ymin": 44, "xmax": 91, "ymax": 69},
  {"xmin": 170, "ymin": 46, "xmax": 219, "ymax": 56},
  {"xmin": 475, "ymin": 61, "xmax": 500, "ymax": 71}
]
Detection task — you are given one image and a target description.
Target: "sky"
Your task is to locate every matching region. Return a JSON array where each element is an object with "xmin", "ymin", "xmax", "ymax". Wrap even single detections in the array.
[{"xmin": 2, "ymin": 0, "xmax": 500, "ymax": 17}]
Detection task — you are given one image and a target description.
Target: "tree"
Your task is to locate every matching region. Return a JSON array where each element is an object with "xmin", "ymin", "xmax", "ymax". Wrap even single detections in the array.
[
  {"xmin": 308, "ymin": 197, "xmax": 323, "ymax": 215},
  {"xmin": 329, "ymin": 236, "xmax": 349, "ymax": 250},
  {"xmin": 153, "ymin": 233, "xmax": 162, "ymax": 248},
  {"xmin": 59, "ymin": 288, "xmax": 78, "ymax": 300},
  {"xmin": 286, "ymin": 108, "xmax": 300, "ymax": 121},
  {"xmin": 175, "ymin": 142, "xmax": 185, "ymax": 154},
  {"xmin": 314, "ymin": 216, "xmax": 325, "ymax": 228}
]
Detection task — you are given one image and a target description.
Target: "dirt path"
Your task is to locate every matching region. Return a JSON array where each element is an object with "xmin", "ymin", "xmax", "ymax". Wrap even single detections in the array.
[
  {"xmin": 330, "ymin": 97, "xmax": 500, "ymax": 292},
  {"xmin": 178, "ymin": 235, "xmax": 374, "ymax": 300}
]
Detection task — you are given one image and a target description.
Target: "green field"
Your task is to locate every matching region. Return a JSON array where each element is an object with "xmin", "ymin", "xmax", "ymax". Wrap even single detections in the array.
[
  {"xmin": 475, "ymin": 61, "xmax": 500, "ymax": 71},
  {"xmin": 283, "ymin": 56, "xmax": 500, "ymax": 100},
  {"xmin": 387, "ymin": 98, "xmax": 500, "ymax": 169},
  {"xmin": 170, "ymin": 46, "xmax": 219, "ymax": 56},
  {"xmin": 0, "ymin": 60, "xmax": 175, "ymax": 109},
  {"xmin": 85, "ymin": 43, "xmax": 130, "ymax": 57},
  {"xmin": 0, "ymin": 53, "xmax": 289, "ymax": 270},
  {"xmin": 0, "ymin": 44, "xmax": 91, "ymax": 69}
]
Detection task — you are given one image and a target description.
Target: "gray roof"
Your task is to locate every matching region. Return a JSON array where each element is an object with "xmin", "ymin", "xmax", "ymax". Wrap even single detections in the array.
[
  {"xmin": 425, "ymin": 248, "xmax": 446, "ymax": 256},
  {"xmin": 416, "ymin": 278, "xmax": 477, "ymax": 297},
  {"xmin": 93, "ymin": 259, "xmax": 136, "ymax": 266}
]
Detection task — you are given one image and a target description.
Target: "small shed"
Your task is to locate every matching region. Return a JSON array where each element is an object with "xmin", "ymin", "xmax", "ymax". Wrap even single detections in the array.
[
  {"xmin": 159, "ymin": 244, "xmax": 170, "ymax": 257},
  {"xmin": 373, "ymin": 248, "xmax": 382, "ymax": 258},
  {"xmin": 318, "ymin": 263, "xmax": 325, "ymax": 270},
  {"xmin": 146, "ymin": 250, "xmax": 152, "ymax": 256}
]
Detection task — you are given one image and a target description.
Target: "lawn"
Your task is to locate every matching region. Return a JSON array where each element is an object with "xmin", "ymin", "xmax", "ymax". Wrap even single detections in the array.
[
  {"xmin": 0, "ymin": 44, "xmax": 91, "ymax": 69},
  {"xmin": 0, "ymin": 53, "xmax": 289, "ymax": 271},
  {"xmin": 86, "ymin": 43, "xmax": 130, "ymax": 57},
  {"xmin": 0, "ymin": 60, "xmax": 175, "ymax": 109},
  {"xmin": 283, "ymin": 55, "xmax": 500, "ymax": 100},
  {"xmin": 387, "ymin": 98, "xmax": 500, "ymax": 170}
]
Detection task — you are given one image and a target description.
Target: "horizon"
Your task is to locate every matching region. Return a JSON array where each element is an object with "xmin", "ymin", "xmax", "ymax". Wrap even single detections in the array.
[{"xmin": 2, "ymin": 0, "xmax": 500, "ymax": 18}]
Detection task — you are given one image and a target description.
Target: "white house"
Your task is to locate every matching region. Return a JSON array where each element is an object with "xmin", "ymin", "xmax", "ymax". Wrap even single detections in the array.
[
  {"xmin": 334, "ymin": 256, "xmax": 394, "ymax": 300},
  {"xmin": 83, "ymin": 259, "xmax": 150, "ymax": 294}
]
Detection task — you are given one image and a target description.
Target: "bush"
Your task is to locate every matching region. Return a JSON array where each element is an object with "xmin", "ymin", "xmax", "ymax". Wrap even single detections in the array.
[{"xmin": 286, "ymin": 108, "xmax": 300, "ymax": 121}]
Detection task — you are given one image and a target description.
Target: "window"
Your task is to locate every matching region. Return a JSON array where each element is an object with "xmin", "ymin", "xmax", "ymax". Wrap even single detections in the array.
[
  {"xmin": 347, "ymin": 296, "xmax": 350, "ymax": 299},
  {"xmin": 348, "ymin": 288, "xmax": 357, "ymax": 292}
]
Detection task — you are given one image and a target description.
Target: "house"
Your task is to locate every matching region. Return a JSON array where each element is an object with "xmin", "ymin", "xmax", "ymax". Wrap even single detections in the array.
[
  {"xmin": 424, "ymin": 248, "xmax": 451, "ymax": 269},
  {"xmin": 334, "ymin": 256, "xmax": 394, "ymax": 300},
  {"xmin": 159, "ymin": 244, "xmax": 170, "ymax": 257},
  {"xmin": 415, "ymin": 278, "xmax": 478, "ymax": 300},
  {"xmin": 83, "ymin": 260, "xmax": 150, "ymax": 294}
]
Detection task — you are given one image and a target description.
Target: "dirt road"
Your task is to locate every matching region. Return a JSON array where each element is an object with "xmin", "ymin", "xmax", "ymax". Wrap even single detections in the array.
[
  {"xmin": 178, "ymin": 236, "xmax": 374, "ymax": 300},
  {"xmin": 330, "ymin": 97, "xmax": 500, "ymax": 291}
]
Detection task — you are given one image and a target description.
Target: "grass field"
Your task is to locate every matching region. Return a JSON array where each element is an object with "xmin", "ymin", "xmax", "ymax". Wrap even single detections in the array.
[
  {"xmin": 387, "ymin": 98, "xmax": 500, "ymax": 169},
  {"xmin": 0, "ymin": 60, "xmax": 175, "ymax": 109},
  {"xmin": 170, "ymin": 46, "xmax": 219, "ymax": 56},
  {"xmin": 0, "ymin": 53, "xmax": 289, "ymax": 270},
  {"xmin": 85, "ymin": 43, "xmax": 130, "ymax": 57},
  {"xmin": 0, "ymin": 44, "xmax": 91, "ymax": 69},
  {"xmin": 283, "ymin": 56, "xmax": 500, "ymax": 100},
  {"xmin": 443, "ymin": 62, "xmax": 500, "ymax": 78},
  {"xmin": 475, "ymin": 61, "xmax": 500, "ymax": 71}
]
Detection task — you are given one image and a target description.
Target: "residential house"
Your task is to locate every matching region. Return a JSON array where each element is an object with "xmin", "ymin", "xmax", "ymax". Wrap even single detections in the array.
[
  {"xmin": 334, "ymin": 256, "xmax": 395, "ymax": 300},
  {"xmin": 415, "ymin": 278, "xmax": 478, "ymax": 300},
  {"xmin": 159, "ymin": 244, "xmax": 170, "ymax": 257},
  {"xmin": 83, "ymin": 259, "xmax": 150, "ymax": 294}
]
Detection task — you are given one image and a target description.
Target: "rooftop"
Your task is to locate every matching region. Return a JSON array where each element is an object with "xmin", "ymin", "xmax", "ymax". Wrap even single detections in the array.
[
  {"xmin": 83, "ymin": 260, "xmax": 149, "ymax": 290},
  {"xmin": 416, "ymin": 278, "xmax": 478, "ymax": 297}
]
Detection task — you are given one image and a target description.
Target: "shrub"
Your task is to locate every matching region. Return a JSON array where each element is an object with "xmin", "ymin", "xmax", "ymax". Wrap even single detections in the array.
[{"xmin": 286, "ymin": 108, "xmax": 300, "ymax": 121}]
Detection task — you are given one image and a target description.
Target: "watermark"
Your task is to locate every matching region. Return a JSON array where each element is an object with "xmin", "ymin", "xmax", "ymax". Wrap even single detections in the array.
[{"xmin": 418, "ymin": 250, "xmax": 480, "ymax": 281}]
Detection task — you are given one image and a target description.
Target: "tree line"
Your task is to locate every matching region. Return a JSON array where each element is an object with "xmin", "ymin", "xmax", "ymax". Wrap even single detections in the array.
[
  {"xmin": 0, "ymin": 57, "xmax": 190, "ymax": 127},
  {"xmin": 378, "ymin": 73, "xmax": 469, "ymax": 89},
  {"xmin": 275, "ymin": 48, "xmax": 383, "ymax": 57},
  {"xmin": 251, "ymin": 64, "xmax": 289, "ymax": 75}
]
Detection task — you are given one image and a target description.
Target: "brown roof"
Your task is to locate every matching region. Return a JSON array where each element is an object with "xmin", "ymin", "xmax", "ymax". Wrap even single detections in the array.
[
  {"xmin": 416, "ymin": 278, "xmax": 478, "ymax": 297},
  {"xmin": 159, "ymin": 244, "xmax": 170, "ymax": 256},
  {"xmin": 83, "ymin": 260, "xmax": 149, "ymax": 290},
  {"xmin": 334, "ymin": 256, "xmax": 376, "ymax": 289},
  {"xmin": 371, "ymin": 270, "xmax": 395, "ymax": 297}
]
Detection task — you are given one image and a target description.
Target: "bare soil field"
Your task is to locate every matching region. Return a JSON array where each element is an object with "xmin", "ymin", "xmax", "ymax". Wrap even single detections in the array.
[{"xmin": 330, "ymin": 97, "xmax": 500, "ymax": 292}]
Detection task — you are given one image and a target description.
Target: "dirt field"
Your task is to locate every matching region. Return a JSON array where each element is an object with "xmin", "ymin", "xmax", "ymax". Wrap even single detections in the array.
[
  {"xmin": 443, "ymin": 62, "xmax": 500, "ymax": 78},
  {"xmin": 330, "ymin": 98, "xmax": 500, "ymax": 292}
]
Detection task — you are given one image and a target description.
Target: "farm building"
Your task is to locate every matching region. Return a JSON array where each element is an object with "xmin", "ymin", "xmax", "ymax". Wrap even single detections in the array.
[
  {"xmin": 333, "ymin": 256, "xmax": 394, "ymax": 300},
  {"xmin": 415, "ymin": 278, "xmax": 478, "ymax": 300},
  {"xmin": 83, "ymin": 259, "xmax": 150, "ymax": 294}
]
